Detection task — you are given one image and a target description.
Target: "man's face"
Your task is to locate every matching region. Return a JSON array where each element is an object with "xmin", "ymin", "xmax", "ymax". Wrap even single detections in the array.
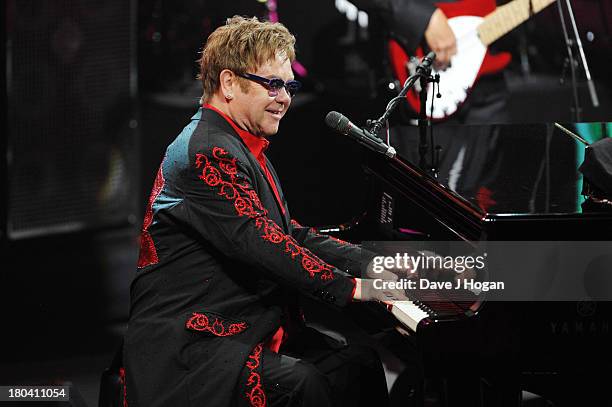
[{"xmin": 229, "ymin": 54, "xmax": 293, "ymax": 137}]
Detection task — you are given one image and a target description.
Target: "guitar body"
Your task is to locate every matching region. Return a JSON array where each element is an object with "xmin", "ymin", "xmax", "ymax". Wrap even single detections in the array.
[{"xmin": 388, "ymin": 0, "xmax": 512, "ymax": 120}]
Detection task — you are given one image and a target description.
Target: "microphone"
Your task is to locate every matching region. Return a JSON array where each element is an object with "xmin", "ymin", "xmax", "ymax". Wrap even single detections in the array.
[
  {"xmin": 416, "ymin": 51, "xmax": 436, "ymax": 73},
  {"xmin": 325, "ymin": 111, "xmax": 396, "ymax": 158}
]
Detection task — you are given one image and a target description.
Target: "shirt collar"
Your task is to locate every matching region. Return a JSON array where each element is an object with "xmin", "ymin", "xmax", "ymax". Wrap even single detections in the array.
[{"xmin": 203, "ymin": 103, "xmax": 270, "ymax": 159}]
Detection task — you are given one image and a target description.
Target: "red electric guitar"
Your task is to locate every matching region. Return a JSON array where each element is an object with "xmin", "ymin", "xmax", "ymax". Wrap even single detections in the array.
[{"xmin": 388, "ymin": 0, "xmax": 556, "ymax": 120}]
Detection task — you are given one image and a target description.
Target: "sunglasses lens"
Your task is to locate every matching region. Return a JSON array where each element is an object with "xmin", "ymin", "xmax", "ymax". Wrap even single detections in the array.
[
  {"xmin": 263, "ymin": 77, "xmax": 302, "ymax": 98},
  {"xmin": 286, "ymin": 80, "xmax": 301, "ymax": 97},
  {"xmin": 268, "ymin": 79, "xmax": 285, "ymax": 91}
]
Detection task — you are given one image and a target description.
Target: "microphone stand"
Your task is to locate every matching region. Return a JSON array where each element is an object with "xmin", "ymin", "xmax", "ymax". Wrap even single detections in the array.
[
  {"xmin": 369, "ymin": 53, "xmax": 438, "ymax": 171},
  {"xmin": 564, "ymin": 0, "xmax": 599, "ymax": 109},
  {"xmin": 418, "ymin": 73, "xmax": 430, "ymax": 171},
  {"xmin": 556, "ymin": 0, "xmax": 599, "ymax": 122},
  {"xmin": 369, "ymin": 74, "xmax": 421, "ymax": 136}
]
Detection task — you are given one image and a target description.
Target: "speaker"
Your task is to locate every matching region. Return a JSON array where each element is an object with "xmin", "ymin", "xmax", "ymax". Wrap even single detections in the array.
[{"xmin": 6, "ymin": 0, "xmax": 138, "ymax": 239}]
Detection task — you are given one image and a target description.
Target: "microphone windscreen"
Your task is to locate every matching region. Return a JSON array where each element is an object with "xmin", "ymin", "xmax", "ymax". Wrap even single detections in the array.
[
  {"xmin": 325, "ymin": 111, "xmax": 342, "ymax": 128},
  {"xmin": 325, "ymin": 111, "xmax": 349, "ymax": 133}
]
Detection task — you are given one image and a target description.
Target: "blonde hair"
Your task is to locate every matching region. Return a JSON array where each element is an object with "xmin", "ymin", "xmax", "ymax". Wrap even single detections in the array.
[{"xmin": 197, "ymin": 16, "xmax": 296, "ymax": 102}]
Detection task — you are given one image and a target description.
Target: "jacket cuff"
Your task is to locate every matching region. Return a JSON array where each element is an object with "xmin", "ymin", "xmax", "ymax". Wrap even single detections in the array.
[{"xmin": 311, "ymin": 273, "xmax": 358, "ymax": 307}]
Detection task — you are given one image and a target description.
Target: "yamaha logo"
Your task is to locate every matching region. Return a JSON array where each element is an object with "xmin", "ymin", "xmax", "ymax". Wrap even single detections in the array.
[{"xmin": 577, "ymin": 301, "xmax": 597, "ymax": 317}]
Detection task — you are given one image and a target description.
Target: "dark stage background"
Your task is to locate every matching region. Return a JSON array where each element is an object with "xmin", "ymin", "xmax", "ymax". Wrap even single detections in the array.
[{"xmin": 1, "ymin": 1, "xmax": 611, "ymax": 405}]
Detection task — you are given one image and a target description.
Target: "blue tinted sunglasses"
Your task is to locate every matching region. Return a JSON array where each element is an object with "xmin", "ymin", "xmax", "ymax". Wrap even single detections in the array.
[{"xmin": 238, "ymin": 73, "xmax": 301, "ymax": 98}]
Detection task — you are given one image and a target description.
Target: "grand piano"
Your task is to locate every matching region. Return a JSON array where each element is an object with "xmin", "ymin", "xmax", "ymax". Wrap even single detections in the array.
[{"xmin": 329, "ymin": 122, "xmax": 612, "ymax": 405}]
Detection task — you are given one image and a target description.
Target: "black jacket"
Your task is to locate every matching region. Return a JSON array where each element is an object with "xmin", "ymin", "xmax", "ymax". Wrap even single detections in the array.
[{"xmin": 124, "ymin": 107, "xmax": 367, "ymax": 406}]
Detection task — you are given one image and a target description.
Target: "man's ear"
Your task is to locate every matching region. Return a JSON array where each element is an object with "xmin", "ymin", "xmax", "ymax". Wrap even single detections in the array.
[{"xmin": 219, "ymin": 69, "xmax": 236, "ymax": 100}]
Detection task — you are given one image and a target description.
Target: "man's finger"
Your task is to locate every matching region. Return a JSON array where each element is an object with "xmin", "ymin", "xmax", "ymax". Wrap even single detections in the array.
[
  {"xmin": 381, "ymin": 270, "xmax": 399, "ymax": 281},
  {"xmin": 434, "ymin": 50, "xmax": 449, "ymax": 69}
]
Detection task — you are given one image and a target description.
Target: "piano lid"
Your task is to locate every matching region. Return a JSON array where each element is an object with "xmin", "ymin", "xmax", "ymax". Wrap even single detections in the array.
[{"xmin": 388, "ymin": 122, "xmax": 612, "ymax": 218}]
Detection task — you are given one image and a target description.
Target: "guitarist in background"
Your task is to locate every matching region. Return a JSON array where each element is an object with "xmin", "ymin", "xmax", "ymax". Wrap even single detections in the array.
[
  {"xmin": 353, "ymin": 0, "xmax": 510, "ymax": 124},
  {"xmin": 350, "ymin": 1, "xmax": 513, "ymax": 227}
]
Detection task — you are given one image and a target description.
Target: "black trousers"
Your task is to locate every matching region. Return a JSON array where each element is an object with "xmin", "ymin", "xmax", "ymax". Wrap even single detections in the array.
[{"xmin": 234, "ymin": 327, "xmax": 389, "ymax": 407}]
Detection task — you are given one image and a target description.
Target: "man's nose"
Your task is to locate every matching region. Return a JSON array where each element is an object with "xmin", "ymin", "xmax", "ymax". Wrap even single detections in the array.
[{"xmin": 275, "ymin": 86, "xmax": 291, "ymax": 103}]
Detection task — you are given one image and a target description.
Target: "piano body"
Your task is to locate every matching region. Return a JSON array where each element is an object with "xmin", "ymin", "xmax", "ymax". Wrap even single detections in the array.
[{"xmin": 336, "ymin": 122, "xmax": 612, "ymax": 404}]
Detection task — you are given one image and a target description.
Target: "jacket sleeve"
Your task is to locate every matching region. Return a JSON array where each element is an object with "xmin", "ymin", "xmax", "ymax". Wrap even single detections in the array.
[
  {"xmin": 288, "ymin": 220, "xmax": 377, "ymax": 278},
  {"xmin": 352, "ymin": 0, "xmax": 437, "ymax": 51},
  {"xmin": 180, "ymin": 146, "xmax": 356, "ymax": 306}
]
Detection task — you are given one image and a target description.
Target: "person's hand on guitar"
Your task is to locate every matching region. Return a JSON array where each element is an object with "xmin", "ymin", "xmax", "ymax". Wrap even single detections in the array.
[{"xmin": 424, "ymin": 8, "xmax": 457, "ymax": 70}]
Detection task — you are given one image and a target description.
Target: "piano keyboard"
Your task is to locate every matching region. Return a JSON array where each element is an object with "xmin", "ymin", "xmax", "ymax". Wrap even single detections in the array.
[
  {"xmin": 388, "ymin": 301, "xmax": 430, "ymax": 332},
  {"xmin": 387, "ymin": 289, "xmax": 479, "ymax": 332}
]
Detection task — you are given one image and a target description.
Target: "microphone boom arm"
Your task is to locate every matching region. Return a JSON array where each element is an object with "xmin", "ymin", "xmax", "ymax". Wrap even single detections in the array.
[{"xmin": 370, "ymin": 51, "xmax": 437, "ymax": 136}]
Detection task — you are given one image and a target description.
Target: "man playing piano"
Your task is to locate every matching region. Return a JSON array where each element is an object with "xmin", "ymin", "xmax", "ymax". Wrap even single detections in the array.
[{"xmin": 124, "ymin": 16, "xmax": 407, "ymax": 407}]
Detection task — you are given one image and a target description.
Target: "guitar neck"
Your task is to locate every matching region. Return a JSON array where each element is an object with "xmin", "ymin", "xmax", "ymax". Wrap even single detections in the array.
[{"xmin": 477, "ymin": 0, "xmax": 556, "ymax": 46}]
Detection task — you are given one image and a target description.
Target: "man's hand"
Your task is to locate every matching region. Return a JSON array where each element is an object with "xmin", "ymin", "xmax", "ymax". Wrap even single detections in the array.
[
  {"xmin": 424, "ymin": 8, "xmax": 457, "ymax": 69},
  {"xmin": 353, "ymin": 278, "xmax": 411, "ymax": 304}
]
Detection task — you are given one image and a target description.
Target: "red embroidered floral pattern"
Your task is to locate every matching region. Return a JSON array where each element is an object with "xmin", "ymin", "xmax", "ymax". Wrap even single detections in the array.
[
  {"xmin": 245, "ymin": 343, "xmax": 266, "ymax": 407},
  {"xmin": 195, "ymin": 148, "xmax": 334, "ymax": 280},
  {"xmin": 119, "ymin": 367, "xmax": 128, "ymax": 407},
  {"xmin": 138, "ymin": 164, "xmax": 165, "ymax": 268},
  {"xmin": 185, "ymin": 312, "xmax": 248, "ymax": 336}
]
